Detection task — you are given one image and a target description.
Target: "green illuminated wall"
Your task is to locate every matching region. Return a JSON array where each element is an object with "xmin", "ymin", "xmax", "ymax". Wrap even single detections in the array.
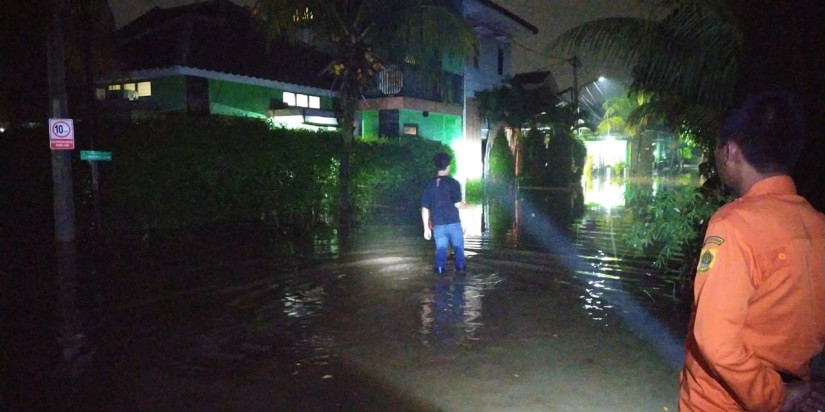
[
  {"xmin": 142, "ymin": 75, "xmax": 333, "ymax": 118},
  {"xmin": 361, "ymin": 109, "xmax": 462, "ymax": 147},
  {"xmin": 400, "ymin": 110, "xmax": 462, "ymax": 146},
  {"xmin": 361, "ymin": 110, "xmax": 380, "ymax": 138},
  {"xmin": 208, "ymin": 79, "xmax": 280, "ymax": 118}
]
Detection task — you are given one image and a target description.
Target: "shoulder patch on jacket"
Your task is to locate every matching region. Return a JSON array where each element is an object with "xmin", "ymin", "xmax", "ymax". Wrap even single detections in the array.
[
  {"xmin": 697, "ymin": 248, "xmax": 718, "ymax": 273},
  {"xmin": 703, "ymin": 236, "xmax": 725, "ymax": 246}
]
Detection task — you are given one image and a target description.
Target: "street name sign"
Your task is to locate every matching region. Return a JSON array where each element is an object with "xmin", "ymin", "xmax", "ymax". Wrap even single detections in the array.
[{"xmin": 80, "ymin": 150, "xmax": 112, "ymax": 161}]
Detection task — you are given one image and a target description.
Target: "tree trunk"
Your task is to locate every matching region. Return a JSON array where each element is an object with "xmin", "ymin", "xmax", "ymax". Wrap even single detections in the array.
[{"xmin": 337, "ymin": 90, "xmax": 357, "ymax": 242}]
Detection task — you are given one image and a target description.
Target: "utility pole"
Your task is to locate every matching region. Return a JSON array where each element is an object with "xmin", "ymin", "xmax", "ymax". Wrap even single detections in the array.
[
  {"xmin": 570, "ymin": 55, "xmax": 580, "ymax": 122},
  {"xmin": 48, "ymin": 0, "xmax": 90, "ymax": 378}
]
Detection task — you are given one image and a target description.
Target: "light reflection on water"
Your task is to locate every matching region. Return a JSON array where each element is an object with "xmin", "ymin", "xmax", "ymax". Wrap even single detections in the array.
[
  {"xmin": 172, "ymin": 276, "xmax": 337, "ymax": 374},
  {"xmin": 171, "ymin": 175, "xmax": 693, "ymax": 375},
  {"xmin": 465, "ymin": 175, "xmax": 693, "ymax": 368}
]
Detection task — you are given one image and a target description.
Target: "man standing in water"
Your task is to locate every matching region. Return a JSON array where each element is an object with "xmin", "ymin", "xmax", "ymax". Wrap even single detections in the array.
[
  {"xmin": 421, "ymin": 152, "xmax": 466, "ymax": 274},
  {"xmin": 679, "ymin": 88, "xmax": 825, "ymax": 411}
]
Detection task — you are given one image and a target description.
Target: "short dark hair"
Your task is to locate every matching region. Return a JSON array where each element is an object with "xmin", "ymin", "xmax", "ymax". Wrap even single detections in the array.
[
  {"xmin": 718, "ymin": 87, "xmax": 805, "ymax": 174},
  {"xmin": 433, "ymin": 152, "xmax": 451, "ymax": 170}
]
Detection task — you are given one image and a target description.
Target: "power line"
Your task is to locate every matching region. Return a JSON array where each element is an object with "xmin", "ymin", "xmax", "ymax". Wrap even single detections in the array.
[{"xmin": 510, "ymin": 37, "xmax": 571, "ymax": 72}]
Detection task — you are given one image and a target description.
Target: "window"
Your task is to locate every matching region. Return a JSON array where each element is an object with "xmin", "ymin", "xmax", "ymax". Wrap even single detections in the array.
[
  {"xmin": 403, "ymin": 123, "xmax": 418, "ymax": 136},
  {"xmin": 283, "ymin": 92, "xmax": 321, "ymax": 109},
  {"xmin": 137, "ymin": 81, "xmax": 152, "ymax": 97},
  {"xmin": 104, "ymin": 81, "xmax": 152, "ymax": 100},
  {"xmin": 95, "ymin": 88, "xmax": 106, "ymax": 100},
  {"xmin": 283, "ymin": 92, "xmax": 296, "ymax": 107}
]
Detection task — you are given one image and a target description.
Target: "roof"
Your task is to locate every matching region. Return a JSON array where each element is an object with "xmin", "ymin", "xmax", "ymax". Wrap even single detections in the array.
[
  {"xmin": 461, "ymin": 0, "xmax": 538, "ymax": 38},
  {"xmin": 511, "ymin": 71, "xmax": 559, "ymax": 91},
  {"xmin": 476, "ymin": 0, "xmax": 538, "ymax": 35},
  {"xmin": 113, "ymin": 0, "xmax": 333, "ymax": 90}
]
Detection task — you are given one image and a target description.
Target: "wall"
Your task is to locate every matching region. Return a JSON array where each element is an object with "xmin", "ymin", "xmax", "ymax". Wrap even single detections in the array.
[{"xmin": 151, "ymin": 76, "xmax": 188, "ymax": 112}]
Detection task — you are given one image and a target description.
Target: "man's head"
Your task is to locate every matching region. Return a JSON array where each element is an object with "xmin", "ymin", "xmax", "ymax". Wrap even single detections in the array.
[
  {"xmin": 433, "ymin": 152, "xmax": 451, "ymax": 172},
  {"xmin": 717, "ymin": 88, "xmax": 805, "ymax": 175},
  {"xmin": 715, "ymin": 88, "xmax": 805, "ymax": 194}
]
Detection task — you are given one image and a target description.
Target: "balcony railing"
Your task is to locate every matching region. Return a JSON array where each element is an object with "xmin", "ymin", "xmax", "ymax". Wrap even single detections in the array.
[{"xmin": 363, "ymin": 64, "xmax": 463, "ymax": 105}]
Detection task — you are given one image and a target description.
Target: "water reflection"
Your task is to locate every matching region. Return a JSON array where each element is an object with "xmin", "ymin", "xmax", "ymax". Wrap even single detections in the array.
[
  {"xmin": 418, "ymin": 273, "xmax": 502, "ymax": 347},
  {"xmin": 420, "ymin": 277, "xmax": 468, "ymax": 345},
  {"xmin": 583, "ymin": 176, "xmax": 626, "ymax": 209},
  {"xmin": 471, "ymin": 175, "xmax": 689, "ymax": 369},
  {"xmin": 173, "ymin": 277, "xmax": 335, "ymax": 374},
  {"xmin": 580, "ymin": 279, "xmax": 614, "ymax": 323}
]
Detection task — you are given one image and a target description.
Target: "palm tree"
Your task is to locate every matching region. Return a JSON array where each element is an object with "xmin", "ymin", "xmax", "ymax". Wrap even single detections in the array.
[
  {"xmin": 597, "ymin": 91, "xmax": 659, "ymax": 174},
  {"xmin": 252, "ymin": 0, "xmax": 477, "ymax": 238},
  {"xmin": 475, "ymin": 78, "xmax": 560, "ymax": 177},
  {"xmin": 551, "ymin": 0, "xmax": 742, "ymax": 152}
]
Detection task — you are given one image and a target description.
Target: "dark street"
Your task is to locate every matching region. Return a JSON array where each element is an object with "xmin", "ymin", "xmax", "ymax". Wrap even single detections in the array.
[{"xmin": 5, "ymin": 187, "xmax": 688, "ymax": 411}]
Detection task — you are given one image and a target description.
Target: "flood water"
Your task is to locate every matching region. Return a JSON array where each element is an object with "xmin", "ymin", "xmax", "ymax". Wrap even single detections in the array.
[{"xmin": 5, "ymin": 176, "xmax": 696, "ymax": 411}]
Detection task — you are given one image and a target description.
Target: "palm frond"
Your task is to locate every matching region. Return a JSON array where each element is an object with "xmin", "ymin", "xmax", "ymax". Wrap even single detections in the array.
[
  {"xmin": 551, "ymin": 17, "xmax": 660, "ymax": 69},
  {"xmin": 552, "ymin": 0, "xmax": 742, "ymax": 117}
]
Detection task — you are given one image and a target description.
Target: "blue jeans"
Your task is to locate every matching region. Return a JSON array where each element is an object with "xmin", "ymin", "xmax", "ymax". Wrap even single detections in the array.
[{"xmin": 433, "ymin": 222, "xmax": 466, "ymax": 270}]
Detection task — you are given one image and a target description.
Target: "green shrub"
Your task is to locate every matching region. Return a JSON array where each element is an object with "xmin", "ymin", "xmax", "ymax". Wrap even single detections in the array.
[
  {"xmin": 464, "ymin": 178, "xmax": 483, "ymax": 204},
  {"xmin": 91, "ymin": 116, "xmax": 452, "ymax": 235},
  {"xmin": 487, "ymin": 127, "xmax": 514, "ymax": 197},
  {"xmin": 350, "ymin": 136, "xmax": 453, "ymax": 224},
  {"xmin": 98, "ymin": 116, "xmax": 338, "ymax": 236},
  {"xmin": 624, "ymin": 182, "xmax": 732, "ymax": 286}
]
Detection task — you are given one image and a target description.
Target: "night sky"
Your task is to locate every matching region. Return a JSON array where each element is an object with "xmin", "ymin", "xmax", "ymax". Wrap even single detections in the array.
[{"xmin": 107, "ymin": 0, "xmax": 644, "ymax": 89}]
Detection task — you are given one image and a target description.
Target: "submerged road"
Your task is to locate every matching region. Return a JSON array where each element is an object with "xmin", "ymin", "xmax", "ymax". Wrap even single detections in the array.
[
  {"xmin": 43, "ymin": 203, "xmax": 688, "ymax": 411},
  {"xmin": 6, "ymin": 194, "xmax": 691, "ymax": 411}
]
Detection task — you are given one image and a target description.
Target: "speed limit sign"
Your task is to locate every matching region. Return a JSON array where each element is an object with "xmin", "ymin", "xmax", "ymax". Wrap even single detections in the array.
[{"xmin": 49, "ymin": 118, "xmax": 75, "ymax": 150}]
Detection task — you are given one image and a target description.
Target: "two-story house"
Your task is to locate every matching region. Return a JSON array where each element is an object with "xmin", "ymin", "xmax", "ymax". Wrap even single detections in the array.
[{"xmin": 98, "ymin": 0, "xmax": 537, "ymax": 182}]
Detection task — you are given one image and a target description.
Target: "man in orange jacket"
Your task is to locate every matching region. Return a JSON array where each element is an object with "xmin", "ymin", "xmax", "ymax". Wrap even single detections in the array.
[{"xmin": 678, "ymin": 88, "xmax": 825, "ymax": 411}]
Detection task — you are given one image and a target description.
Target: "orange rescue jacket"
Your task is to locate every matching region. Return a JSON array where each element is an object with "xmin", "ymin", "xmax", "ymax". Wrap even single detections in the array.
[{"xmin": 679, "ymin": 176, "xmax": 825, "ymax": 411}]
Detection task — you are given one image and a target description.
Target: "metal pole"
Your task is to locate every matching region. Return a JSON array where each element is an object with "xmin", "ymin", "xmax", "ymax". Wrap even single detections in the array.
[
  {"xmin": 571, "ymin": 56, "xmax": 580, "ymax": 124},
  {"xmin": 48, "ymin": 0, "xmax": 90, "ymax": 378}
]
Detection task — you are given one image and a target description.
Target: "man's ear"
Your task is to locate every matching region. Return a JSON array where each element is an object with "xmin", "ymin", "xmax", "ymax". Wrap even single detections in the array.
[{"xmin": 725, "ymin": 140, "xmax": 744, "ymax": 164}]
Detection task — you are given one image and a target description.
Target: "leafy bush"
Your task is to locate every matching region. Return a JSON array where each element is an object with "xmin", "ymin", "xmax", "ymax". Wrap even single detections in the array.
[
  {"xmin": 624, "ymin": 182, "xmax": 731, "ymax": 282},
  {"xmin": 487, "ymin": 127, "xmax": 514, "ymax": 197},
  {"xmin": 464, "ymin": 178, "xmax": 483, "ymax": 204},
  {"xmin": 97, "ymin": 116, "xmax": 338, "ymax": 236},
  {"xmin": 519, "ymin": 127, "xmax": 587, "ymax": 188},
  {"xmin": 91, "ymin": 116, "xmax": 453, "ymax": 236},
  {"xmin": 350, "ymin": 136, "xmax": 453, "ymax": 224}
]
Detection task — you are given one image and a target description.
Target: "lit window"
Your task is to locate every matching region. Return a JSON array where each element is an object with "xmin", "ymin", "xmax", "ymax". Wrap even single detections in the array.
[
  {"xmin": 137, "ymin": 81, "xmax": 152, "ymax": 97},
  {"xmin": 95, "ymin": 88, "xmax": 106, "ymax": 100},
  {"xmin": 108, "ymin": 84, "xmax": 122, "ymax": 90},
  {"xmin": 123, "ymin": 83, "xmax": 136, "ymax": 91},
  {"xmin": 283, "ymin": 92, "xmax": 320, "ymax": 108},
  {"xmin": 403, "ymin": 123, "xmax": 418, "ymax": 136}
]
